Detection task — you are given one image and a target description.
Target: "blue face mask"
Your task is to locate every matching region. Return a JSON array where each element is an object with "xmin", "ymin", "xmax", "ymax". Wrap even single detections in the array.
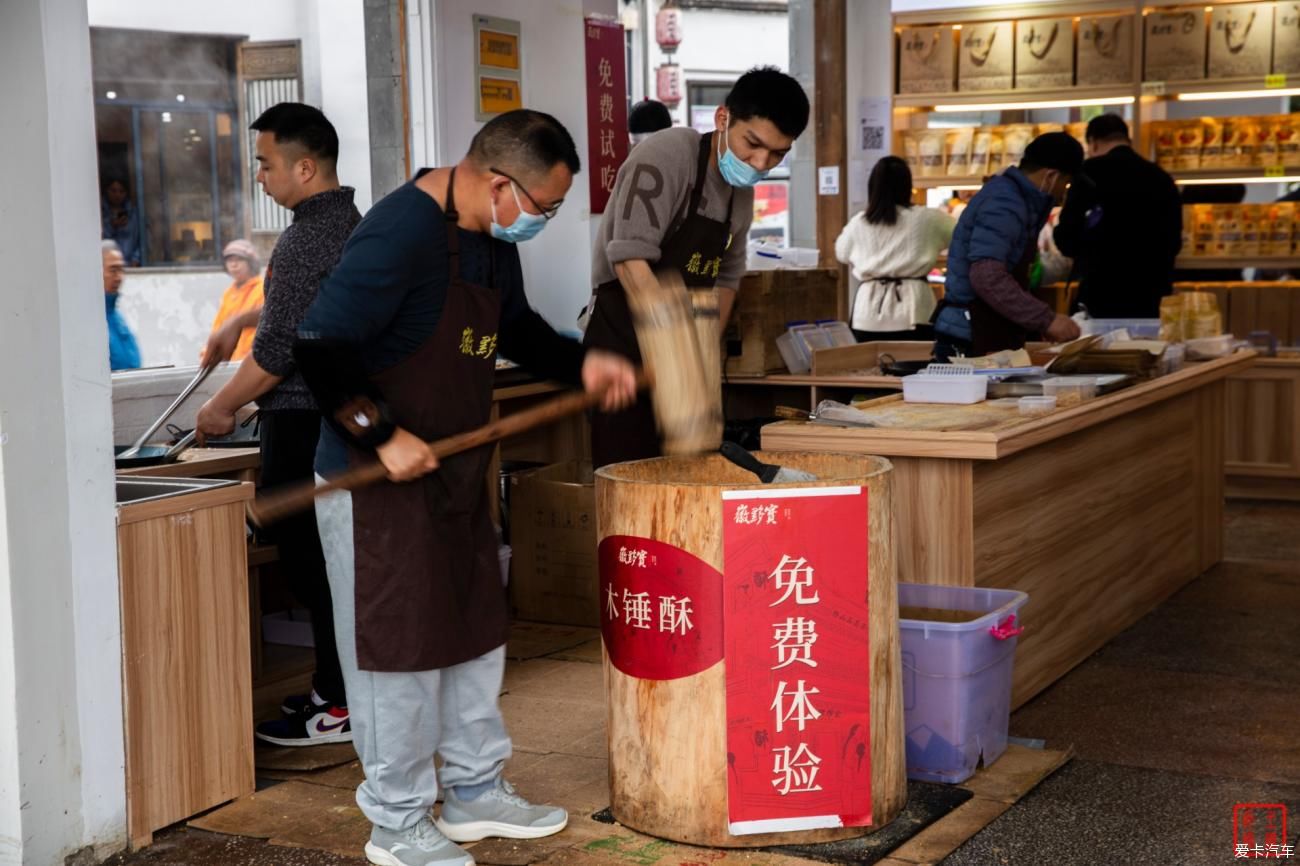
[
  {"xmin": 490, "ymin": 182, "xmax": 548, "ymax": 243},
  {"xmin": 716, "ymin": 118, "xmax": 771, "ymax": 188}
]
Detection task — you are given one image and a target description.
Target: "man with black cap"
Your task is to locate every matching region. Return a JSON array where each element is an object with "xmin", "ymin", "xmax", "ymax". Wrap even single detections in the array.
[
  {"xmin": 1054, "ymin": 114, "xmax": 1182, "ymax": 318},
  {"xmin": 628, "ymin": 99, "xmax": 673, "ymax": 147},
  {"xmin": 933, "ymin": 131, "xmax": 1085, "ymax": 359}
]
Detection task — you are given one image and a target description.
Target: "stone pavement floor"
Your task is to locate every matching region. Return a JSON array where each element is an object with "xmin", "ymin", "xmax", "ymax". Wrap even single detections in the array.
[{"xmin": 102, "ymin": 502, "xmax": 1300, "ymax": 866}]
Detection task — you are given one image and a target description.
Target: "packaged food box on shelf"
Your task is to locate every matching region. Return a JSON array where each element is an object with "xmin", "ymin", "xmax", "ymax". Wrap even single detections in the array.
[
  {"xmin": 1152, "ymin": 115, "xmax": 1300, "ymax": 172},
  {"xmin": 897, "ymin": 25, "xmax": 958, "ymax": 94},
  {"xmin": 901, "ymin": 122, "xmax": 1087, "ymax": 182},
  {"xmin": 1208, "ymin": 3, "xmax": 1273, "ymax": 79},
  {"xmin": 1077, "ymin": 13, "xmax": 1137, "ymax": 86},
  {"xmin": 1180, "ymin": 202, "xmax": 1297, "ymax": 258}
]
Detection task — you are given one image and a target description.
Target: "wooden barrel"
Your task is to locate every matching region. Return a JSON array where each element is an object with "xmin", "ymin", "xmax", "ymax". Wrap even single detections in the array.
[{"xmin": 595, "ymin": 452, "xmax": 904, "ymax": 848}]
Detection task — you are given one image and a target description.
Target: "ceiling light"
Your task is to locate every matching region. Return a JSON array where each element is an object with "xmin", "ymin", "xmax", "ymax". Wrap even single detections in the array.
[
  {"xmin": 106, "ymin": 91, "xmax": 117, "ymax": 100},
  {"xmin": 176, "ymin": 94, "xmax": 186, "ymax": 103},
  {"xmin": 161, "ymin": 112, "xmax": 172, "ymax": 123},
  {"xmin": 932, "ymin": 96, "xmax": 1134, "ymax": 112},
  {"xmin": 1176, "ymin": 88, "xmax": 1300, "ymax": 101}
]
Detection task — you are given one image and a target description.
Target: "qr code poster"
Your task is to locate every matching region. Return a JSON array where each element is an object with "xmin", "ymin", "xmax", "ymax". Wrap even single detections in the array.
[
  {"xmin": 856, "ymin": 98, "xmax": 890, "ymax": 160},
  {"xmin": 860, "ymin": 122, "xmax": 884, "ymax": 152}
]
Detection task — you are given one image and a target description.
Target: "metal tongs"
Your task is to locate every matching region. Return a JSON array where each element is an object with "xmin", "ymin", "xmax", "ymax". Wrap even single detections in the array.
[{"xmin": 117, "ymin": 363, "xmax": 217, "ymax": 459}]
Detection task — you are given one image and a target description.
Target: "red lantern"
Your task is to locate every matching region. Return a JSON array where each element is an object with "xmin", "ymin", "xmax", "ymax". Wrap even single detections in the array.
[
  {"xmin": 655, "ymin": 5, "xmax": 683, "ymax": 51},
  {"xmin": 656, "ymin": 63, "xmax": 682, "ymax": 105}
]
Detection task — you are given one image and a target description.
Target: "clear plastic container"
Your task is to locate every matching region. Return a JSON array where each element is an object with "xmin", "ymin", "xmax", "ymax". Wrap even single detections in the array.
[
  {"xmin": 1040, "ymin": 376, "xmax": 1098, "ymax": 407},
  {"xmin": 791, "ymin": 323, "xmax": 834, "ymax": 362},
  {"xmin": 902, "ymin": 364, "xmax": 988, "ymax": 404},
  {"xmin": 776, "ymin": 331, "xmax": 811, "ymax": 374},
  {"xmin": 898, "ymin": 582, "xmax": 1029, "ymax": 784},
  {"xmin": 1160, "ymin": 342, "xmax": 1186, "ymax": 375},
  {"xmin": 1184, "ymin": 333, "xmax": 1236, "ymax": 359},
  {"xmin": 1077, "ymin": 318, "xmax": 1161, "ymax": 339},
  {"xmin": 816, "ymin": 320, "xmax": 857, "ymax": 348},
  {"xmin": 1018, "ymin": 395, "xmax": 1057, "ymax": 415}
]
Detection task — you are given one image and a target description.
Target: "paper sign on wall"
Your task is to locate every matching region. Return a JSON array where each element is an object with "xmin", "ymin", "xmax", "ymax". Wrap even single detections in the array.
[
  {"xmin": 722, "ymin": 486, "xmax": 872, "ymax": 836},
  {"xmin": 474, "ymin": 15, "xmax": 522, "ymax": 121}
]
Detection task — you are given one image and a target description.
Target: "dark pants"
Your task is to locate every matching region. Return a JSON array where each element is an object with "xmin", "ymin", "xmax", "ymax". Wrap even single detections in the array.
[
  {"xmin": 852, "ymin": 324, "xmax": 934, "ymax": 343},
  {"xmin": 582, "ymin": 287, "xmax": 661, "ymax": 469},
  {"xmin": 259, "ymin": 410, "xmax": 345, "ymax": 705}
]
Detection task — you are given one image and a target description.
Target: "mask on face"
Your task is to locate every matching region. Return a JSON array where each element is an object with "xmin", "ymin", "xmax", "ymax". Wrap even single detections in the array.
[
  {"xmin": 490, "ymin": 181, "xmax": 548, "ymax": 243},
  {"xmin": 716, "ymin": 114, "xmax": 771, "ymax": 188}
]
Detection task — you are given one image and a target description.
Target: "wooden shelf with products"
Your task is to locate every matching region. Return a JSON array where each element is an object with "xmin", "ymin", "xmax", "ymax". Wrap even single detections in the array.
[
  {"xmin": 894, "ymin": 85, "xmax": 1138, "ymax": 110},
  {"xmin": 912, "ymin": 175, "xmax": 988, "ymax": 190},
  {"xmin": 1176, "ymin": 256, "xmax": 1300, "ymax": 269},
  {"xmin": 1167, "ymin": 167, "xmax": 1300, "ymax": 184}
]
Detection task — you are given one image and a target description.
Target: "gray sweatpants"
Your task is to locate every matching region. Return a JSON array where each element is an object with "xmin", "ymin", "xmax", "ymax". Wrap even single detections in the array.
[{"xmin": 315, "ymin": 482, "xmax": 512, "ymax": 831}]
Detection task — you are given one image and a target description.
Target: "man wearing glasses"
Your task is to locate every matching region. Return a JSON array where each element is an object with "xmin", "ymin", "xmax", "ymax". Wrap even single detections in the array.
[{"xmin": 293, "ymin": 109, "xmax": 636, "ymax": 866}]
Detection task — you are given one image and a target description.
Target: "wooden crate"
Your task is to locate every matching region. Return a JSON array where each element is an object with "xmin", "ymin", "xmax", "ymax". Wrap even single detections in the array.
[{"xmin": 724, "ymin": 269, "xmax": 841, "ymax": 376}]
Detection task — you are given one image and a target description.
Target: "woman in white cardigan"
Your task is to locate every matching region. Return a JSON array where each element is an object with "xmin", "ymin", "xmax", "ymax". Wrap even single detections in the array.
[{"xmin": 835, "ymin": 156, "xmax": 955, "ymax": 342}]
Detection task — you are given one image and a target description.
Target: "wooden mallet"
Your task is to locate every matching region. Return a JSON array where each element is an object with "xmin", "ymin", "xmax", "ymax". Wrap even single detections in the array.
[
  {"xmin": 624, "ymin": 267, "xmax": 723, "ymax": 455},
  {"xmin": 250, "ymin": 371, "xmax": 651, "ymax": 526}
]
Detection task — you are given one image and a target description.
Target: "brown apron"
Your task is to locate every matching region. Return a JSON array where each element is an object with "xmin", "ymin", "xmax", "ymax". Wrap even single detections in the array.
[
  {"xmin": 584, "ymin": 133, "xmax": 733, "ymax": 468},
  {"xmin": 970, "ymin": 239, "xmax": 1040, "ymax": 356},
  {"xmin": 348, "ymin": 168, "xmax": 506, "ymax": 672}
]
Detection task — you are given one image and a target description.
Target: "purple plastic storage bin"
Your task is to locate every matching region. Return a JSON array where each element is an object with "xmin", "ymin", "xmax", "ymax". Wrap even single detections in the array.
[{"xmin": 898, "ymin": 582, "xmax": 1028, "ymax": 784}]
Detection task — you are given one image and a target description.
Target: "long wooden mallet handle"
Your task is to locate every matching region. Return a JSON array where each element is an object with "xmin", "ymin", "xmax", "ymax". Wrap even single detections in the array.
[{"xmin": 250, "ymin": 371, "xmax": 650, "ymax": 526}]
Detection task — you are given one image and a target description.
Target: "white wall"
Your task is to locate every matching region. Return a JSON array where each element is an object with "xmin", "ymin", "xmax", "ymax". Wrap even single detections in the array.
[
  {"xmin": 422, "ymin": 0, "xmax": 618, "ymax": 333},
  {"xmin": 644, "ymin": 1, "xmax": 790, "ymax": 128},
  {"xmin": 0, "ymin": 0, "xmax": 125, "ymax": 859}
]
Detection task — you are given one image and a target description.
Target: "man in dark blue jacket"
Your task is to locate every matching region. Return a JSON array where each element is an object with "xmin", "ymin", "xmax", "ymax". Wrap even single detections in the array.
[{"xmin": 934, "ymin": 132, "xmax": 1084, "ymax": 359}]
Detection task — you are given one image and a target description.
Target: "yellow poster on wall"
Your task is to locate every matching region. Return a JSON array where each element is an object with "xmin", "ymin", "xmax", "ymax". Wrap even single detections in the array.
[
  {"xmin": 479, "ymin": 77, "xmax": 522, "ymax": 115},
  {"xmin": 479, "ymin": 29, "xmax": 520, "ymax": 70}
]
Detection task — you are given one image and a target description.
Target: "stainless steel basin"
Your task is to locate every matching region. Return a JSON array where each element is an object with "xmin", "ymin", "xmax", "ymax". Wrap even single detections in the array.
[{"xmin": 115, "ymin": 476, "xmax": 237, "ymax": 505}]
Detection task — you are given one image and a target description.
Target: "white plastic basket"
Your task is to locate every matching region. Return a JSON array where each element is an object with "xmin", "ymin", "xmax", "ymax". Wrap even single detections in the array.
[{"xmin": 902, "ymin": 364, "xmax": 988, "ymax": 404}]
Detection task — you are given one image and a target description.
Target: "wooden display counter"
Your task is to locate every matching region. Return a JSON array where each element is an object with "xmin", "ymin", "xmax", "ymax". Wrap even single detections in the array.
[
  {"xmin": 761, "ymin": 353, "xmax": 1256, "ymax": 709},
  {"xmin": 1225, "ymin": 357, "xmax": 1300, "ymax": 501}
]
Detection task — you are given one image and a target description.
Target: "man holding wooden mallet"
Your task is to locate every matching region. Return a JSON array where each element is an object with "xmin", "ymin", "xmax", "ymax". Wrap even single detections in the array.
[
  {"xmin": 584, "ymin": 66, "xmax": 811, "ymax": 467},
  {"xmin": 292, "ymin": 110, "xmax": 635, "ymax": 866}
]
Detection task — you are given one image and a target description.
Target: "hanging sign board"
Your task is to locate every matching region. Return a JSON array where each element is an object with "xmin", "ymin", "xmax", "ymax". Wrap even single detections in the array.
[
  {"xmin": 721, "ymin": 487, "xmax": 873, "ymax": 836},
  {"xmin": 584, "ymin": 17, "xmax": 629, "ymax": 215}
]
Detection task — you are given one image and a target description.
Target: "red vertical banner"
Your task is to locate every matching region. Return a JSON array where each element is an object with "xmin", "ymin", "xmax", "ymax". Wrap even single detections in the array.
[
  {"xmin": 583, "ymin": 17, "xmax": 628, "ymax": 214},
  {"xmin": 722, "ymin": 486, "xmax": 872, "ymax": 836}
]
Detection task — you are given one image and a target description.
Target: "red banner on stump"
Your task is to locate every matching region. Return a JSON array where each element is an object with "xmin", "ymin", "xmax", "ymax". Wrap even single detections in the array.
[
  {"xmin": 721, "ymin": 486, "xmax": 872, "ymax": 835},
  {"xmin": 583, "ymin": 17, "xmax": 629, "ymax": 214},
  {"xmin": 599, "ymin": 535, "xmax": 724, "ymax": 680}
]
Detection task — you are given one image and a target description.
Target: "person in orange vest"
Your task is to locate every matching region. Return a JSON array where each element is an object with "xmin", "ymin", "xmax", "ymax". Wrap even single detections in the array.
[{"xmin": 207, "ymin": 238, "xmax": 265, "ymax": 362}]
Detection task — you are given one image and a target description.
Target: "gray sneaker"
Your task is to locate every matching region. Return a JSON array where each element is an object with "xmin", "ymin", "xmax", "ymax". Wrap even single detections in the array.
[
  {"xmin": 435, "ymin": 778, "xmax": 568, "ymax": 842},
  {"xmin": 365, "ymin": 816, "xmax": 474, "ymax": 866}
]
